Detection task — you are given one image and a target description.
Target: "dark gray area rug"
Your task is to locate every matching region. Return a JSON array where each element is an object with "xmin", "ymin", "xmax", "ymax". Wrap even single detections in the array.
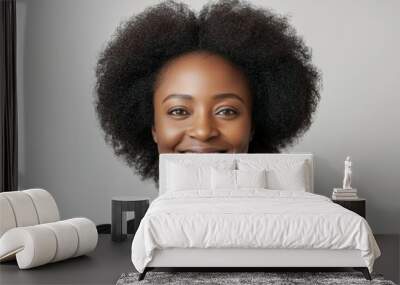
[{"xmin": 116, "ymin": 271, "xmax": 397, "ymax": 285}]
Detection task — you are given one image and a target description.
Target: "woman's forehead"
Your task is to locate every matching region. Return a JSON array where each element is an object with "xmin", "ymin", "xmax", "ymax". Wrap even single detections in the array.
[{"xmin": 154, "ymin": 51, "xmax": 251, "ymax": 103}]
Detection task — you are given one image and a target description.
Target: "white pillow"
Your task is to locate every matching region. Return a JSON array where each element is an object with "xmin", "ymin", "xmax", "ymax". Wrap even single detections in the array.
[
  {"xmin": 267, "ymin": 161, "xmax": 307, "ymax": 191},
  {"xmin": 166, "ymin": 162, "xmax": 211, "ymax": 191},
  {"xmin": 236, "ymin": 169, "xmax": 267, "ymax": 188},
  {"xmin": 211, "ymin": 168, "xmax": 268, "ymax": 190},
  {"xmin": 211, "ymin": 168, "xmax": 236, "ymax": 190},
  {"xmin": 166, "ymin": 159, "xmax": 236, "ymax": 192},
  {"xmin": 237, "ymin": 159, "xmax": 308, "ymax": 191}
]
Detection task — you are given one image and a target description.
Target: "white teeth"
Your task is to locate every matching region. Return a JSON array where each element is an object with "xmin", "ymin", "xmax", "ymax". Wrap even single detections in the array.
[{"xmin": 179, "ymin": 151, "xmax": 227, "ymax": 153}]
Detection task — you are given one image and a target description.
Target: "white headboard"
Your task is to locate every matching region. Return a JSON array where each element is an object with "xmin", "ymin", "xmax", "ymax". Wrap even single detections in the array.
[{"xmin": 158, "ymin": 153, "xmax": 314, "ymax": 195}]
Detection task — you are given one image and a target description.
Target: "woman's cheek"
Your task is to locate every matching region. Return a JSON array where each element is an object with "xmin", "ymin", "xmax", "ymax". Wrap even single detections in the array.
[
  {"xmin": 156, "ymin": 120, "xmax": 185, "ymax": 152},
  {"xmin": 220, "ymin": 118, "xmax": 252, "ymax": 150}
]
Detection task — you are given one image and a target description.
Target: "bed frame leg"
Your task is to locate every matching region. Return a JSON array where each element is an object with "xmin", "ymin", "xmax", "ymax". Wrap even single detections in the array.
[
  {"xmin": 354, "ymin": 267, "xmax": 371, "ymax": 280},
  {"xmin": 138, "ymin": 268, "xmax": 148, "ymax": 281}
]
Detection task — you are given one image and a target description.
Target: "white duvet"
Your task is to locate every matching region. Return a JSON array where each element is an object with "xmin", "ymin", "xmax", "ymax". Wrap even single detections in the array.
[{"xmin": 131, "ymin": 189, "xmax": 381, "ymax": 273}]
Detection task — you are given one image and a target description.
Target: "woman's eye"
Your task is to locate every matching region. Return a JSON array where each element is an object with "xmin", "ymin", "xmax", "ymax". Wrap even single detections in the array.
[
  {"xmin": 168, "ymin": 108, "xmax": 189, "ymax": 117},
  {"xmin": 216, "ymin": 108, "xmax": 238, "ymax": 117}
]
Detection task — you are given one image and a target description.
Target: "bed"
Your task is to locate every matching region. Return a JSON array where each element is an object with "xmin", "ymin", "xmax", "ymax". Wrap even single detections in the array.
[{"xmin": 131, "ymin": 153, "xmax": 381, "ymax": 281}]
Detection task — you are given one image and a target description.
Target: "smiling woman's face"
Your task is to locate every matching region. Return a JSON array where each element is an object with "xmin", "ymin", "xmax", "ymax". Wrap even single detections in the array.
[{"xmin": 152, "ymin": 51, "xmax": 253, "ymax": 154}]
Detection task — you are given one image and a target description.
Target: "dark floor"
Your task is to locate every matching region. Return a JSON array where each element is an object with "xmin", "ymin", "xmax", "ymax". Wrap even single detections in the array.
[
  {"xmin": 0, "ymin": 234, "xmax": 134, "ymax": 285},
  {"xmin": 0, "ymin": 234, "xmax": 398, "ymax": 285},
  {"xmin": 374, "ymin": 234, "xmax": 400, "ymax": 284}
]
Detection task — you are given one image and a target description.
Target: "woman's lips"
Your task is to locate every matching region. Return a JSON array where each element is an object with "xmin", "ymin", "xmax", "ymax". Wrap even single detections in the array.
[{"xmin": 177, "ymin": 148, "xmax": 227, "ymax": 153}]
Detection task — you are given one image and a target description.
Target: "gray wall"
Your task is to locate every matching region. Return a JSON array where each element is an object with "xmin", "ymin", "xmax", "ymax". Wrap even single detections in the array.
[{"xmin": 16, "ymin": 0, "xmax": 400, "ymax": 234}]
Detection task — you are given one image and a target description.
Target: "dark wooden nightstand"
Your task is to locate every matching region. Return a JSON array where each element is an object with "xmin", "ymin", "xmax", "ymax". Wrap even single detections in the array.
[
  {"xmin": 111, "ymin": 196, "xmax": 150, "ymax": 242},
  {"xmin": 332, "ymin": 198, "xmax": 366, "ymax": 218}
]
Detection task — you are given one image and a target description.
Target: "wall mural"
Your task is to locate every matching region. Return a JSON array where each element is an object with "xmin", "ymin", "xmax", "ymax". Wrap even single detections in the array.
[{"xmin": 94, "ymin": 0, "xmax": 321, "ymax": 186}]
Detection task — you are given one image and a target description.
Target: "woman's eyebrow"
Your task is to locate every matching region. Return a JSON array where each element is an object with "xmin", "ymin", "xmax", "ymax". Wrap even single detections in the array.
[
  {"xmin": 162, "ymin": 93, "xmax": 244, "ymax": 104},
  {"xmin": 213, "ymin": 93, "xmax": 244, "ymax": 103},
  {"xmin": 162, "ymin": 94, "xmax": 192, "ymax": 103}
]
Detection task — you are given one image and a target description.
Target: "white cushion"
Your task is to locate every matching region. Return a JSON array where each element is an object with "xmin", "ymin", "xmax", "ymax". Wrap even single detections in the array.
[
  {"xmin": 166, "ymin": 162, "xmax": 211, "ymax": 191},
  {"xmin": 211, "ymin": 168, "xmax": 236, "ymax": 190},
  {"xmin": 236, "ymin": 169, "xmax": 267, "ymax": 188},
  {"xmin": 0, "ymin": 225, "xmax": 57, "ymax": 268},
  {"xmin": 64, "ymin": 218, "xmax": 98, "ymax": 257},
  {"xmin": 238, "ymin": 159, "xmax": 308, "ymax": 191},
  {"xmin": 42, "ymin": 221, "xmax": 79, "ymax": 262},
  {"xmin": 211, "ymin": 168, "xmax": 268, "ymax": 190},
  {"xmin": 0, "ymin": 196, "xmax": 17, "ymax": 237},
  {"xmin": 0, "ymin": 189, "xmax": 97, "ymax": 269},
  {"xmin": 0, "ymin": 218, "xmax": 97, "ymax": 269},
  {"xmin": 0, "ymin": 189, "xmax": 60, "ymax": 238},
  {"xmin": 0, "ymin": 191, "xmax": 39, "ymax": 227},
  {"xmin": 166, "ymin": 159, "xmax": 235, "ymax": 192},
  {"xmin": 23, "ymin": 189, "xmax": 60, "ymax": 224}
]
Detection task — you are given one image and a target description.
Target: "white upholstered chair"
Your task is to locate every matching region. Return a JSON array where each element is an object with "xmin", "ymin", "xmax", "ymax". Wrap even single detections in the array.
[{"xmin": 0, "ymin": 189, "xmax": 98, "ymax": 269}]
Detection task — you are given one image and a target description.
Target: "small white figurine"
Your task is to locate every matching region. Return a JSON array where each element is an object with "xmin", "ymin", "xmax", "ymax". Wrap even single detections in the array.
[{"xmin": 342, "ymin": 156, "xmax": 352, "ymax": 189}]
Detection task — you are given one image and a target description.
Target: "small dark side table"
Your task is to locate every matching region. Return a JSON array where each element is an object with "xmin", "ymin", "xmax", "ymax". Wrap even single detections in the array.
[
  {"xmin": 332, "ymin": 198, "xmax": 366, "ymax": 219},
  {"xmin": 112, "ymin": 196, "xmax": 150, "ymax": 242}
]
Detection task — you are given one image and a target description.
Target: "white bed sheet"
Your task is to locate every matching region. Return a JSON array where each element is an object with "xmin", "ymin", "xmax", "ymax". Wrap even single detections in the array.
[{"xmin": 131, "ymin": 189, "xmax": 380, "ymax": 273}]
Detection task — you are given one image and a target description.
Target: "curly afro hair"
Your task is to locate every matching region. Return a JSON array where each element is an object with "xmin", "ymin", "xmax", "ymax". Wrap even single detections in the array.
[{"xmin": 94, "ymin": 0, "xmax": 321, "ymax": 186}]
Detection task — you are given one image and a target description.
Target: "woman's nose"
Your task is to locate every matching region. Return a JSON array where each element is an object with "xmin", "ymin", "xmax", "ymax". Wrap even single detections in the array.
[{"xmin": 186, "ymin": 112, "xmax": 219, "ymax": 141}]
